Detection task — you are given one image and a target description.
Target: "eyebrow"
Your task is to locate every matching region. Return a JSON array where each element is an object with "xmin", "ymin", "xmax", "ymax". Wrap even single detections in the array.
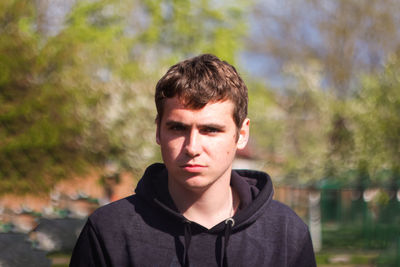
[
  {"xmin": 165, "ymin": 120, "xmax": 226, "ymax": 130},
  {"xmin": 165, "ymin": 121, "xmax": 187, "ymax": 127}
]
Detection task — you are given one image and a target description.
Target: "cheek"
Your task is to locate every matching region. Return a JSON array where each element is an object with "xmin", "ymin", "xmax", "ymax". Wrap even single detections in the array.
[
  {"xmin": 209, "ymin": 139, "xmax": 237, "ymax": 157},
  {"xmin": 161, "ymin": 146, "xmax": 179, "ymax": 164},
  {"xmin": 161, "ymin": 138, "xmax": 184, "ymax": 157}
]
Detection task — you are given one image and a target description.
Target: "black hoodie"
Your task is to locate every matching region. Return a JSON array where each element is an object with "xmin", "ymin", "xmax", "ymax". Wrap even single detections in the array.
[{"xmin": 70, "ymin": 163, "xmax": 316, "ymax": 267}]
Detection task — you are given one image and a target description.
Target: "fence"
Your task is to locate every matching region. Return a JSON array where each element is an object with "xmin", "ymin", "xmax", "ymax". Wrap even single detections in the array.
[{"xmin": 275, "ymin": 184, "xmax": 400, "ymax": 265}]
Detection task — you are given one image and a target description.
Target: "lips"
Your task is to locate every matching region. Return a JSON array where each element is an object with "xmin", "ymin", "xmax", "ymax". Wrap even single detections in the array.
[{"xmin": 180, "ymin": 164, "xmax": 206, "ymax": 172}]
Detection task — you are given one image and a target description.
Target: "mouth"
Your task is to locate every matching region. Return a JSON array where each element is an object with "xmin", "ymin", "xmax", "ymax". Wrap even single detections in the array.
[{"xmin": 180, "ymin": 164, "xmax": 206, "ymax": 172}]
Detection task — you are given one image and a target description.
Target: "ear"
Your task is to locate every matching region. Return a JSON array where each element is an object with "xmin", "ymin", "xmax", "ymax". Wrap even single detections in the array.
[{"xmin": 237, "ymin": 118, "xmax": 250, "ymax": 149}]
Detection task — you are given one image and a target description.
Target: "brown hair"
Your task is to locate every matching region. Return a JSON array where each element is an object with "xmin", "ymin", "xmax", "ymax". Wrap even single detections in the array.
[{"xmin": 155, "ymin": 54, "xmax": 248, "ymax": 128}]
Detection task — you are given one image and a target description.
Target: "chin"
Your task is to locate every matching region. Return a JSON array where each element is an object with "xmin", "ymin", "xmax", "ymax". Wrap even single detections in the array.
[{"xmin": 181, "ymin": 176, "xmax": 212, "ymax": 190}]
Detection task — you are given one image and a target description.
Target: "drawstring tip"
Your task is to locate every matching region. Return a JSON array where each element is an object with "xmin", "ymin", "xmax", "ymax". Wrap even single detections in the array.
[{"xmin": 225, "ymin": 217, "xmax": 235, "ymax": 227}]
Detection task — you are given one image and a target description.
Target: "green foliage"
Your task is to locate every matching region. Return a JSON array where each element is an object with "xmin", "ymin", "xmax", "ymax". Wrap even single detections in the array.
[
  {"xmin": 5, "ymin": 0, "xmax": 397, "ymax": 193},
  {"xmin": 322, "ymin": 223, "xmax": 400, "ymax": 250},
  {"xmin": 248, "ymin": 61, "xmax": 335, "ymax": 183},
  {"xmin": 376, "ymin": 238, "xmax": 400, "ymax": 267},
  {"xmin": 315, "ymin": 251, "xmax": 378, "ymax": 265},
  {"xmin": 354, "ymin": 57, "xmax": 400, "ymax": 174},
  {"xmin": 0, "ymin": 0, "xmax": 249, "ymax": 194},
  {"xmin": 247, "ymin": 81, "xmax": 282, "ymax": 168},
  {"xmin": 0, "ymin": 0, "xmax": 87, "ymax": 194},
  {"xmin": 139, "ymin": 0, "xmax": 247, "ymax": 63},
  {"xmin": 246, "ymin": 0, "xmax": 400, "ymax": 185},
  {"xmin": 250, "ymin": 50, "xmax": 400, "ymax": 186}
]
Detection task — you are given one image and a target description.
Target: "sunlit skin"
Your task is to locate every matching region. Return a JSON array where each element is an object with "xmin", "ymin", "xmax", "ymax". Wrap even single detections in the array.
[{"xmin": 156, "ymin": 97, "xmax": 249, "ymax": 227}]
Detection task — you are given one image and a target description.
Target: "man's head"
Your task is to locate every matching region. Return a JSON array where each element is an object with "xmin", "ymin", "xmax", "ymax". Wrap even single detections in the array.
[
  {"xmin": 154, "ymin": 54, "xmax": 250, "ymax": 191},
  {"xmin": 155, "ymin": 54, "xmax": 248, "ymax": 129}
]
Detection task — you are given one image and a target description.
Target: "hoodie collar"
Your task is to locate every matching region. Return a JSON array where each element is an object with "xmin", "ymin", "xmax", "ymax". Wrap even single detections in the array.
[{"xmin": 135, "ymin": 163, "xmax": 274, "ymax": 230}]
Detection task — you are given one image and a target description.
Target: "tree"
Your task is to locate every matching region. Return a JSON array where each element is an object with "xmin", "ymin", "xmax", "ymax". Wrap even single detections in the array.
[
  {"xmin": 247, "ymin": 0, "xmax": 400, "ymax": 97},
  {"xmin": 0, "ymin": 0, "xmax": 249, "ymax": 194},
  {"xmin": 353, "ymin": 55, "xmax": 400, "ymax": 184},
  {"xmin": 243, "ymin": 0, "xmax": 400, "ymax": 183}
]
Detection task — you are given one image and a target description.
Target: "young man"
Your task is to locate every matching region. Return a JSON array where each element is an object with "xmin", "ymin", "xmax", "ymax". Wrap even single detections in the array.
[{"xmin": 70, "ymin": 54, "xmax": 316, "ymax": 267}]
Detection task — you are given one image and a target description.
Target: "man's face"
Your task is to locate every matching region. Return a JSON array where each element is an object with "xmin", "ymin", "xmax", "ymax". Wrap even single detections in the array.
[{"xmin": 156, "ymin": 97, "xmax": 249, "ymax": 191}]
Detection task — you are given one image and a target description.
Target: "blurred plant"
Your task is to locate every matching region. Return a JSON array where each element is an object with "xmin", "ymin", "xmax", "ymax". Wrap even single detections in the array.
[
  {"xmin": 353, "ymin": 54, "xmax": 400, "ymax": 181},
  {"xmin": 249, "ymin": 52, "xmax": 400, "ymax": 186},
  {"xmin": 0, "ymin": 0, "xmax": 248, "ymax": 194},
  {"xmin": 249, "ymin": 60, "xmax": 334, "ymax": 183},
  {"xmin": 248, "ymin": 0, "xmax": 400, "ymax": 98},
  {"xmin": 245, "ymin": 0, "xmax": 400, "ymax": 185}
]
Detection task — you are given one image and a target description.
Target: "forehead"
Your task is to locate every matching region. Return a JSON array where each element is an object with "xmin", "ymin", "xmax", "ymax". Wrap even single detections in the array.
[{"xmin": 161, "ymin": 97, "xmax": 235, "ymax": 123}]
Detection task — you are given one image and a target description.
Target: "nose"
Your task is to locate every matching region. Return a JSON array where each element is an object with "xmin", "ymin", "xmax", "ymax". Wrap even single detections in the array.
[{"xmin": 184, "ymin": 129, "xmax": 201, "ymax": 157}]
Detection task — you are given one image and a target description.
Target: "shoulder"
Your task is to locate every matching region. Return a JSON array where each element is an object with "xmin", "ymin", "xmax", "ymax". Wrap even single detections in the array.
[
  {"xmin": 265, "ymin": 202, "xmax": 316, "ymax": 266},
  {"xmin": 261, "ymin": 200, "xmax": 315, "ymax": 263},
  {"xmin": 268, "ymin": 200, "xmax": 305, "ymax": 221},
  {"xmin": 88, "ymin": 194, "xmax": 143, "ymax": 227},
  {"xmin": 261, "ymin": 200, "xmax": 310, "ymax": 237}
]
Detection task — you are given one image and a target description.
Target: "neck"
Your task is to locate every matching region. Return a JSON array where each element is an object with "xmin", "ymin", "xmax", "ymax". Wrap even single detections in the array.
[{"xmin": 168, "ymin": 174, "xmax": 239, "ymax": 229}]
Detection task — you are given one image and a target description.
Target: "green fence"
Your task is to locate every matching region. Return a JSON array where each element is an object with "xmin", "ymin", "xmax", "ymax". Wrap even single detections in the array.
[{"xmin": 319, "ymin": 186, "xmax": 400, "ymax": 266}]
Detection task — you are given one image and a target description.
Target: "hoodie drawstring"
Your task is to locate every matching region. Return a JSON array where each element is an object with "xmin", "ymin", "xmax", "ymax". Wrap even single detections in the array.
[
  {"xmin": 182, "ymin": 218, "xmax": 235, "ymax": 267},
  {"xmin": 220, "ymin": 218, "xmax": 235, "ymax": 267},
  {"xmin": 183, "ymin": 220, "xmax": 192, "ymax": 267}
]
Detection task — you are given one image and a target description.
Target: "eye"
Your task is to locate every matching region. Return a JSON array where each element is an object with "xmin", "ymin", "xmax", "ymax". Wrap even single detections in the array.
[
  {"xmin": 169, "ymin": 124, "xmax": 186, "ymax": 131},
  {"xmin": 201, "ymin": 127, "xmax": 221, "ymax": 134}
]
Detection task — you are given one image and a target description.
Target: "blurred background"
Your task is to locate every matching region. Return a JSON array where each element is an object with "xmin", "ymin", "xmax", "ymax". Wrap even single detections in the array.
[{"xmin": 1, "ymin": 0, "xmax": 400, "ymax": 266}]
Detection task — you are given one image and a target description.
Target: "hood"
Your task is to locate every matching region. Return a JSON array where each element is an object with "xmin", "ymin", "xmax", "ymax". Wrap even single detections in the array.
[{"xmin": 135, "ymin": 163, "xmax": 274, "ymax": 232}]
